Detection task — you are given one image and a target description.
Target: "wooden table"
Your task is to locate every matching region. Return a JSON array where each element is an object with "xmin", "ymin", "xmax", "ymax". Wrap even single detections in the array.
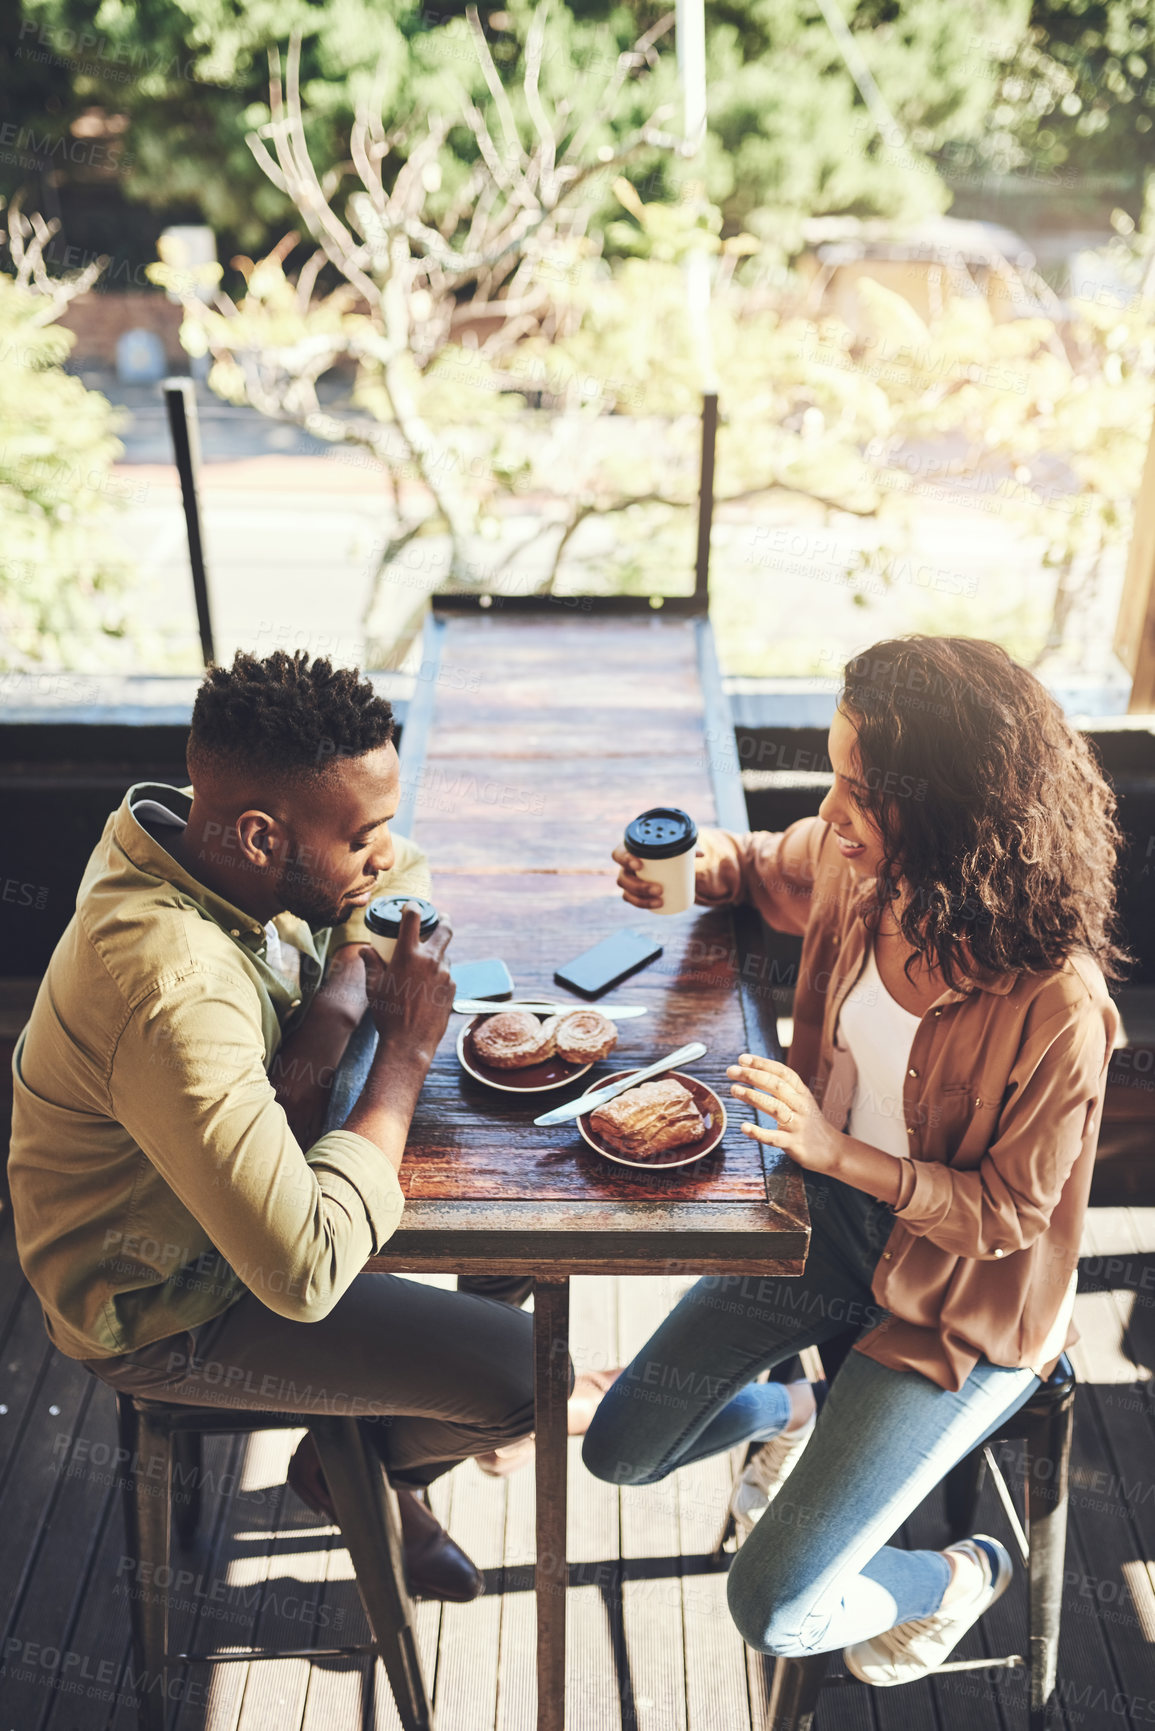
[{"xmin": 332, "ymin": 612, "xmax": 810, "ymax": 1730}]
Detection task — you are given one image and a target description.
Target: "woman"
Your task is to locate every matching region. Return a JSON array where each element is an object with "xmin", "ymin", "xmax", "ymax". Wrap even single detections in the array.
[{"xmin": 583, "ymin": 636, "xmax": 1123, "ymax": 1683}]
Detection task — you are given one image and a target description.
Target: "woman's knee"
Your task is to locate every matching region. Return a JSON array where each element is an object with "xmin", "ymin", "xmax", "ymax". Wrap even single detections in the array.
[
  {"xmin": 725, "ymin": 1542, "xmax": 820, "ymax": 1657},
  {"xmin": 580, "ymin": 1391, "xmax": 667, "ymax": 1486}
]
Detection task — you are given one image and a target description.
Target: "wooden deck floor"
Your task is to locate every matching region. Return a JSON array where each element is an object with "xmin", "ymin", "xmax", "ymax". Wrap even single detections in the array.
[{"xmin": 1, "ymin": 1206, "xmax": 1153, "ymax": 1731}]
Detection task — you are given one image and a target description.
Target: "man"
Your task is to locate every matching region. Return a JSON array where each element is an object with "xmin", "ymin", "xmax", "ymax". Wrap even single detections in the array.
[{"xmin": 9, "ymin": 650, "xmax": 539, "ymax": 1600}]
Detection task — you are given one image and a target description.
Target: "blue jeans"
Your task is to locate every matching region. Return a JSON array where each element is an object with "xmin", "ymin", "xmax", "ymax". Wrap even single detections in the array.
[{"xmin": 582, "ymin": 1172, "xmax": 1040, "ymax": 1656}]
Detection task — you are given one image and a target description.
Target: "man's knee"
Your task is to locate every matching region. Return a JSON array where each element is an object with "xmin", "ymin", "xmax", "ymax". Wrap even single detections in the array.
[{"xmin": 485, "ymin": 1361, "xmax": 537, "ymax": 1441}]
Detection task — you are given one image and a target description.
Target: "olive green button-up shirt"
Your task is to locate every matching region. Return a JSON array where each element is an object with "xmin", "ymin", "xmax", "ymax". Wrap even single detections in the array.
[{"xmin": 8, "ymin": 782, "xmax": 432, "ymax": 1361}]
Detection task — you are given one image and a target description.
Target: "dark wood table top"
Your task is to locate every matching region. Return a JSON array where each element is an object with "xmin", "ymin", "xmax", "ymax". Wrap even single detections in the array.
[{"xmin": 350, "ymin": 613, "xmax": 809, "ymax": 1278}]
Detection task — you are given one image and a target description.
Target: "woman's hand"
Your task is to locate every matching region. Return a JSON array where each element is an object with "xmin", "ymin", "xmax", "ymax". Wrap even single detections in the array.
[
  {"xmin": 727, "ymin": 1054, "xmax": 844, "ymax": 1174},
  {"xmin": 612, "ymin": 844, "xmax": 707, "ymax": 910},
  {"xmin": 612, "ymin": 845, "xmax": 663, "ymax": 909}
]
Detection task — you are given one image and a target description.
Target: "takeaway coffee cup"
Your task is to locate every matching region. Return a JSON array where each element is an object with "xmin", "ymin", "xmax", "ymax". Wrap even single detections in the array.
[
  {"xmin": 364, "ymin": 895, "xmax": 441, "ymax": 963},
  {"xmin": 624, "ymin": 807, "xmax": 698, "ymax": 916}
]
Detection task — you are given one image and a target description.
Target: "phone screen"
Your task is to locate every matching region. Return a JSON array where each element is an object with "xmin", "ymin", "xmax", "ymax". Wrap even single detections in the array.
[
  {"xmin": 554, "ymin": 929, "xmax": 663, "ymax": 998},
  {"xmin": 450, "ymin": 958, "xmax": 515, "ymax": 1000}
]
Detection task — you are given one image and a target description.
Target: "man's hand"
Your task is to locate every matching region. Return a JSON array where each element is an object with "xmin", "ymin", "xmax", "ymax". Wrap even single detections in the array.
[
  {"xmin": 363, "ymin": 902, "xmax": 454, "ymax": 1068},
  {"xmin": 344, "ymin": 904, "xmax": 454, "ymax": 1174},
  {"xmin": 613, "ymin": 844, "xmax": 707, "ymax": 911}
]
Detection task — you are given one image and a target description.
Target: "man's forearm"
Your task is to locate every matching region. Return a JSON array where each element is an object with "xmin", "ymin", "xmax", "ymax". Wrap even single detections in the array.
[
  {"xmin": 271, "ymin": 1002, "xmax": 361, "ymax": 1146},
  {"xmin": 270, "ymin": 943, "xmax": 373, "ymax": 1145},
  {"xmin": 343, "ymin": 1040, "xmax": 433, "ymax": 1174}
]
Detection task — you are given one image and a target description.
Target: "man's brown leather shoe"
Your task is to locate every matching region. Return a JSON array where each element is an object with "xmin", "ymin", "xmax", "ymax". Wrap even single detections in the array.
[
  {"xmin": 396, "ymin": 1484, "xmax": 484, "ymax": 1602},
  {"xmin": 287, "ymin": 1433, "xmax": 484, "ymax": 1603}
]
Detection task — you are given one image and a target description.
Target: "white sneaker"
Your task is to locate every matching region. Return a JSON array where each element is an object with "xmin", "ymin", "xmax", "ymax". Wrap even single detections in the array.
[
  {"xmin": 729, "ymin": 1408, "xmax": 816, "ymax": 1538},
  {"xmin": 843, "ymin": 1535, "xmax": 1013, "ymax": 1686}
]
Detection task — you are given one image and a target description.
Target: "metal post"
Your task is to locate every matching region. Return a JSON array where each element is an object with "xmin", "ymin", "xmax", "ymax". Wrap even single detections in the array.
[
  {"xmin": 694, "ymin": 391, "xmax": 718, "ymax": 607},
  {"xmin": 533, "ymin": 1276, "xmax": 570, "ymax": 1731},
  {"xmin": 163, "ymin": 378, "xmax": 215, "ymax": 667},
  {"xmin": 677, "ymin": 0, "xmax": 717, "ymax": 613}
]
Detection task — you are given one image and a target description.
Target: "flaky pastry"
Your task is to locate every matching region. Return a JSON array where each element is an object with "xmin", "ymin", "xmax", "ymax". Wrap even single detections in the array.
[{"xmin": 590, "ymin": 1077, "xmax": 706, "ymax": 1157}]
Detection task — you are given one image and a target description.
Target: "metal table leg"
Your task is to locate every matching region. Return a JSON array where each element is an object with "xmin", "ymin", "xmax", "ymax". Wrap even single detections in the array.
[{"xmin": 533, "ymin": 1276, "xmax": 570, "ymax": 1731}]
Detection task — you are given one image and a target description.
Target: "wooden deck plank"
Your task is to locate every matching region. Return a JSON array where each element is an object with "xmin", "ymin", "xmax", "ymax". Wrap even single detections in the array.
[
  {"xmin": 567, "ymin": 1277, "xmax": 624, "ymax": 1731},
  {"xmin": 37, "ymin": 1496, "xmax": 133, "ymax": 1731},
  {"xmin": 653, "ymin": 1280, "xmax": 750, "ymax": 1731},
  {"xmin": 1062, "ymin": 1214, "xmax": 1155, "ymax": 1721},
  {"xmin": 428, "ymin": 1467, "xmax": 506, "ymax": 1731},
  {"xmin": 2, "ymin": 1370, "xmax": 114, "ymax": 1731},
  {"xmin": 0, "ymin": 1286, "xmax": 58, "ymax": 1494},
  {"xmin": 494, "ymin": 1440, "xmax": 537, "ymax": 1731},
  {"xmin": 0, "ymin": 1212, "xmax": 37, "ymax": 1349},
  {"xmin": 235, "ymin": 1441, "xmax": 335, "ymax": 1731},
  {"xmin": 679, "ymin": 1448, "xmax": 751, "ymax": 1731},
  {"xmin": 298, "ymin": 1542, "xmax": 369, "ymax": 1731},
  {"xmin": 618, "ymin": 1276, "xmax": 690, "ymax": 1731},
  {"xmin": 0, "ymin": 1342, "xmax": 101, "ymax": 1650},
  {"xmin": 167, "ymin": 1430, "xmax": 299, "ymax": 1731},
  {"xmin": 36, "ymin": 1389, "xmax": 244, "ymax": 1731}
]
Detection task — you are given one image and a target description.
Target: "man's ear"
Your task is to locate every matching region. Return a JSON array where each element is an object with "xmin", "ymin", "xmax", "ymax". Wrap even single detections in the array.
[{"xmin": 235, "ymin": 810, "xmax": 282, "ymax": 867}]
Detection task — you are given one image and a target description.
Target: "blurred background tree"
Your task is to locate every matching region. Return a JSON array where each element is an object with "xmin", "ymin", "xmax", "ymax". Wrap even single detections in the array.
[
  {"xmin": 972, "ymin": 0, "xmax": 1155, "ymax": 204},
  {"xmin": 3, "ymin": 0, "xmax": 1034, "ymax": 270},
  {"xmin": 0, "ymin": 202, "xmax": 136, "ymax": 669}
]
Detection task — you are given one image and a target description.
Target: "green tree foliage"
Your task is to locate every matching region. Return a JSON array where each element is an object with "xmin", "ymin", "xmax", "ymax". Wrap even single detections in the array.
[
  {"xmin": 0, "ymin": 210, "xmax": 132, "ymax": 668},
  {"xmin": 7, "ymin": 0, "xmax": 1027, "ymax": 255},
  {"xmin": 974, "ymin": 0, "xmax": 1155, "ymax": 204},
  {"xmin": 8, "ymin": 0, "xmax": 678, "ymax": 249},
  {"xmin": 686, "ymin": 0, "xmax": 1027, "ymax": 240}
]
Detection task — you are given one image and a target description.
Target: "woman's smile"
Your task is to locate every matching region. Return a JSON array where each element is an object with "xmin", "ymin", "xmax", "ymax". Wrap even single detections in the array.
[{"xmin": 833, "ymin": 831, "xmax": 868, "ymax": 858}]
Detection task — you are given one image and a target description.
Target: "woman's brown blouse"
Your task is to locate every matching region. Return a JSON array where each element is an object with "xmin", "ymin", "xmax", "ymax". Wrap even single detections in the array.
[{"xmin": 697, "ymin": 816, "xmax": 1119, "ymax": 1391}]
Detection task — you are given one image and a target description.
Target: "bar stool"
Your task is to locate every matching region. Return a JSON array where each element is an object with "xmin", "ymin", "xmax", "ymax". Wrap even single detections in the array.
[
  {"xmin": 114, "ymin": 1393, "xmax": 434, "ymax": 1731},
  {"xmin": 736, "ymin": 1352, "xmax": 1076, "ymax": 1731}
]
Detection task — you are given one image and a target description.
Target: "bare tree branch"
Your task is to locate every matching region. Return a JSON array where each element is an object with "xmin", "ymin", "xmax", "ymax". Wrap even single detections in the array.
[{"xmin": 2, "ymin": 199, "xmax": 107, "ymax": 319}]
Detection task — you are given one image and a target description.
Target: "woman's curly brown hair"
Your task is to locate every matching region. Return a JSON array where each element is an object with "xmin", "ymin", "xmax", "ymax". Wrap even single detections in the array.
[{"xmin": 840, "ymin": 636, "xmax": 1131, "ymax": 989}]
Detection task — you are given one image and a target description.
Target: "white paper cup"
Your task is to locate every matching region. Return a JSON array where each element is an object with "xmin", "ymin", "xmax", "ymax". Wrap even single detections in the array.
[
  {"xmin": 624, "ymin": 807, "xmax": 698, "ymax": 916},
  {"xmin": 363, "ymin": 895, "xmax": 440, "ymax": 963}
]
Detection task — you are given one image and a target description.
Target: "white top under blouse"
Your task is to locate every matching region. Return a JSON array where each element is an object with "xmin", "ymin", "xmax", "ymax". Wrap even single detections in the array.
[
  {"xmin": 838, "ymin": 941, "xmax": 922, "ymax": 1160},
  {"xmin": 838, "ymin": 940, "xmax": 1078, "ymax": 1370}
]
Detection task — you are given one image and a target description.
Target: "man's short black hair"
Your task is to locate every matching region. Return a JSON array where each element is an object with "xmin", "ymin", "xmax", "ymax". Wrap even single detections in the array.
[{"xmin": 188, "ymin": 651, "xmax": 394, "ymax": 781}]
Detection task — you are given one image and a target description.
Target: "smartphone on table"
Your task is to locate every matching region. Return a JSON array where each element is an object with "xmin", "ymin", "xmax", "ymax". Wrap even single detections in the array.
[
  {"xmin": 450, "ymin": 958, "xmax": 515, "ymax": 1000},
  {"xmin": 553, "ymin": 929, "xmax": 663, "ymax": 999}
]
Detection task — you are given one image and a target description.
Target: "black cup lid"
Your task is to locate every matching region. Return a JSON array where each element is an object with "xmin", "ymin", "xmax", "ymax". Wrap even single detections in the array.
[
  {"xmin": 624, "ymin": 807, "xmax": 698, "ymax": 859},
  {"xmin": 365, "ymin": 895, "xmax": 440, "ymax": 938}
]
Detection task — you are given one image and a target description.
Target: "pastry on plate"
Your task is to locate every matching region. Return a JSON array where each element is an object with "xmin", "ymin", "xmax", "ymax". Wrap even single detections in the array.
[
  {"xmin": 590, "ymin": 1077, "xmax": 706, "ymax": 1158},
  {"xmin": 473, "ymin": 1010, "xmax": 560, "ymax": 1069},
  {"xmin": 554, "ymin": 1009, "xmax": 617, "ymax": 1064}
]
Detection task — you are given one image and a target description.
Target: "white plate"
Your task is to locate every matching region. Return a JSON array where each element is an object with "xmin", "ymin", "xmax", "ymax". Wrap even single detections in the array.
[
  {"xmin": 456, "ymin": 1005, "xmax": 596, "ymax": 1095},
  {"xmin": 576, "ymin": 1069, "xmax": 727, "ymax": 1169}
]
